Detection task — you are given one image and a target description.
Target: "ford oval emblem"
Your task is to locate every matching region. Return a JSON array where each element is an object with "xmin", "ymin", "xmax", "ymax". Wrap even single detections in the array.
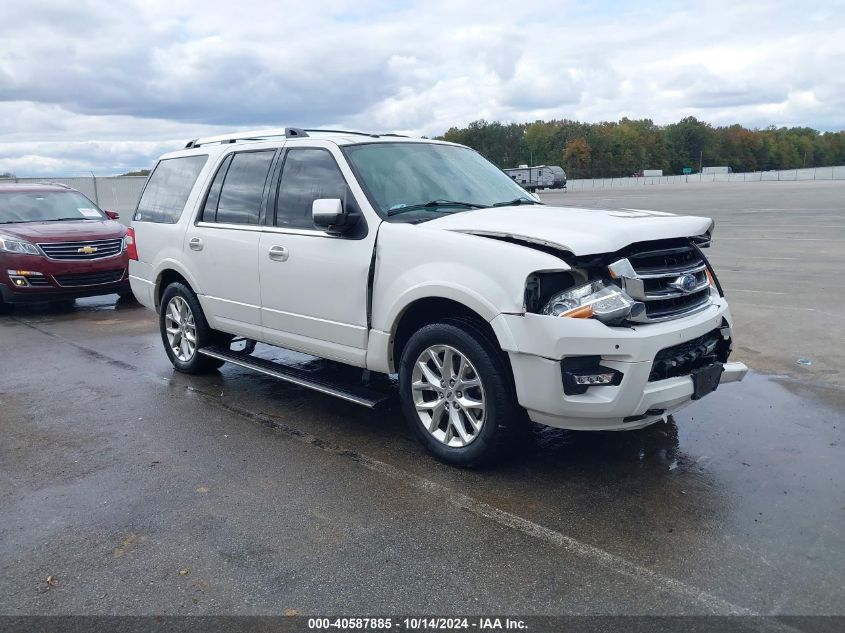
[{"xmin": 669, "ymin": 273, "xmax": 698, "ymax": 294}]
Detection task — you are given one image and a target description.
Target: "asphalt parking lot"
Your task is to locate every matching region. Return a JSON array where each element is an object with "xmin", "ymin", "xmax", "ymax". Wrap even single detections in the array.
[
  {"xmin": 544, "ymin": 180, "xmax": 845, "ymax": 389},
  {"xmin": 1, "ymin": 181, "xmax": 844, "ymax": 618}
]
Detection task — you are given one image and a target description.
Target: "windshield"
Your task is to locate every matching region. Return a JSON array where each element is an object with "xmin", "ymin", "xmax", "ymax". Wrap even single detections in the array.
[
  {"xmin": 343, "ymin": 142, "xmax": 536, "ymax": 222},
  {"xmin": 0, "ymin": 190, "xmax": 107, "ymax": 224}
]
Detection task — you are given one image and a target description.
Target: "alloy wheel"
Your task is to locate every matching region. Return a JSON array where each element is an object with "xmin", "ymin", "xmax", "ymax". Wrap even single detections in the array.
[
  {"xmin": 164, "ymin": 295, "xmax": 197, "ymax": 362},
  {"xmin": 411, "ymin": 344, "xmax": 486, "ymax": 447}
]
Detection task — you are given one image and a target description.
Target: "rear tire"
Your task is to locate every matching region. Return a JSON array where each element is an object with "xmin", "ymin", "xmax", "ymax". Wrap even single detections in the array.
[
  {"xmin": 398, "ymin": 318, "xmax": 528, "ymax": 467},
  {"xmin": 159, "ymin": 282, "xmax": 224, "ymax": 373}
]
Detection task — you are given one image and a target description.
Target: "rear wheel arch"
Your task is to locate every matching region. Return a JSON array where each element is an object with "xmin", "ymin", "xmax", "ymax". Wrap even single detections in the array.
[{"xmin": 155, "ymin": 269, "xmax": 191, "ymax": 309}]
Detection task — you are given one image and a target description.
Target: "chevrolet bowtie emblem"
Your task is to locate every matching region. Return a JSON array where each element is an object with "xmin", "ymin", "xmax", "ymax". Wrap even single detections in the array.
[{"xmin": 78, "ymin": 246, "xmax": 98, "ymax": 254}]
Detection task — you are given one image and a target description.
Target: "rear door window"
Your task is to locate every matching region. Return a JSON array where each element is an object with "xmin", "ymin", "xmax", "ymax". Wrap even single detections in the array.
[
  {"xmin": 134, "ymin": 155, "xmax": 207, "ymax": 223},
  {"xmin": 199, "ymin": 154, "xmax": 233, "ymax": 222},
  {"xmin": 214, "ymin": 151, "xmax": 275, "ymax": 225}
]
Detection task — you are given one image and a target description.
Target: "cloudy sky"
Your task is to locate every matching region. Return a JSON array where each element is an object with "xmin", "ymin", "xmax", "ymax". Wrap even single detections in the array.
[{"xmin": 1, "ymin": 0, "xmax": 843, "ymax": 176}]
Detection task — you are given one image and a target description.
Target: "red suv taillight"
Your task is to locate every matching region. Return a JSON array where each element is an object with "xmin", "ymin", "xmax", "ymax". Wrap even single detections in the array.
[{"xmin": 125, "ymin": 228, "xmax": 138, "ymax": 261}]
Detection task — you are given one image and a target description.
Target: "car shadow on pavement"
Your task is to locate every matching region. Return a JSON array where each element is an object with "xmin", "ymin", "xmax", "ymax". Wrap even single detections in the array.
[
  {"xmin": 3, "ymin": 293, "xmax": 142, "ymax": 318},
  {"xmin": 529, "ymin": 419, "xmax": 680, "ymax": 471}
]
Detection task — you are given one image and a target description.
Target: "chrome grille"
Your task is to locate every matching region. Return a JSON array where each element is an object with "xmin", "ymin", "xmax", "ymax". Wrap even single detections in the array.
[
  {"xmin": 38, "ymin": 238, "xmax": 124, "ymax": 260},
  {"xmin": 53, "ymin": 269, "xmax": 125, "ymax": 287},
  {"xmin": 625, "ymin": 244, "xmax": 712, "ymax": 322}
]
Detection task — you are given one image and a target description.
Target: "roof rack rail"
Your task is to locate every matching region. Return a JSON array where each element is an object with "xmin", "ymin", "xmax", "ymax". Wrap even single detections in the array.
[
  {"xmin": 185, "ymin": 127, "xmax": 309, "ymax": 148},
  {"xmin": 183, "ymin": 127, "xmax": 410, "ymax": 149},
  {"xmin": 303, "ymin": 128, "xmax": 379, "ymax": 138},
  {"xmin": 304, "ymin": 129, "xmax": 409, "ymax": 138}
]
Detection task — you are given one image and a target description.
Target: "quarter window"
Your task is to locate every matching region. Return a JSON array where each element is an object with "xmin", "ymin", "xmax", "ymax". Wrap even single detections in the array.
[
  {"xmin": 275, "ymin": 149, "xmax": 348, "ymax": 229},
  {"xmin": 215, "ymin": 150, "xmax": 275, "ymax": 225},
  {"xmin": 134, "ymin": 155, "xmax": 207, "ymax": 223}
]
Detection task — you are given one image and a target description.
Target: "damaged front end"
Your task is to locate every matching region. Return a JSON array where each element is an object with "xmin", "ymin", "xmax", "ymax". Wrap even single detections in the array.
[{"xmin": 524, "ymin": 237, "xmax": 723, "ymax": 325}]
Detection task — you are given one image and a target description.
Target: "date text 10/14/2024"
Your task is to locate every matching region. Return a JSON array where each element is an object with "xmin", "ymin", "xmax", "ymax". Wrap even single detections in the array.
[{"xmin": 307, "ymin": 617, "xmax": 528, "ymax": 630}]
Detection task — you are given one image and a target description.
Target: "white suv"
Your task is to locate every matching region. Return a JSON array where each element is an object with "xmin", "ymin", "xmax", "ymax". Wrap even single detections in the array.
[{"xmin": 128, "ymin": 128, "xmax": 746, "ymax": 465}]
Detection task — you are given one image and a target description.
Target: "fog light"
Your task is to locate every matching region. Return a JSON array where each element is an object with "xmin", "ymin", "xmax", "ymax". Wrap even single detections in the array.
[
  {"xmin": 562, "ymin": 357, "xmax": 624, "ymax": 395},
  {"xmin": 11, "ymin": 276, "xmax": 28, "ymax": 287},
  {"xmin": 574, "ymin": 372, "xmax": 618, "ymax": 385}
]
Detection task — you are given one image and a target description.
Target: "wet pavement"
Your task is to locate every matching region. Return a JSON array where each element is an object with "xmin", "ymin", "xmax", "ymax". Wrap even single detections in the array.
[
  {"xmin": 1, "ymin": 182, "xmax": 844, "ymax": 616},
  {"xmin": 1, "ymin": 294, "xmax": 843, "ymax": 616},
  {"xmin": 542, "ymin": 180, "xmax": 845, "ymax": 388}
]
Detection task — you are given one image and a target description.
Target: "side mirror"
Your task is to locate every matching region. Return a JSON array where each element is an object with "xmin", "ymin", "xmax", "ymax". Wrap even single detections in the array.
[
  {"xmin": 312, "ymin": 198, "xmax": 352, "ymax": 233},
  {"xmin": 105, "ymin": 210, "xmax": 120, "ymax": 220}
]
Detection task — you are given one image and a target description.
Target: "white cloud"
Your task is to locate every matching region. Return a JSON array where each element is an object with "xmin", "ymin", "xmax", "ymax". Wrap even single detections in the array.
[{"xmin": 0, "ymin": 0, "xmax": 843, "ymax": 175}]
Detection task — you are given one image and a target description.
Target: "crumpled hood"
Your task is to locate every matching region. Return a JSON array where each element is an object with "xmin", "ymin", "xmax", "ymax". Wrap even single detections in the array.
[{"xmin": 425, "ymin": 205, "xmax": 712, "ymax": 255}]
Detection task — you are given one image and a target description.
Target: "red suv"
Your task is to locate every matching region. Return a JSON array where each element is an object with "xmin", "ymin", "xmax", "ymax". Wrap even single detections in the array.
[{"xmin": 0, "ymin": 183, "xmax": 131, "ymax": 312}]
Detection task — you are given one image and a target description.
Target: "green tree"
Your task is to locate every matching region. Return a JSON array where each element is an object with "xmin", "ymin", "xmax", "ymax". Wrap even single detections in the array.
[
  {"xmin": 563, "ymin": 138, "xmax": 592, "ymax": 178},
  {"xmin": 436, "ymin": 118, "xmax": 844, "ymax": 178}
]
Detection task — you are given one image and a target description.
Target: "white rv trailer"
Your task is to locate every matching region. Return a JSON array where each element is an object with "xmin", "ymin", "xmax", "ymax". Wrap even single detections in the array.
[{"xmin": 503, "ymin": 165, "xmax": 567, "ymax": 191}]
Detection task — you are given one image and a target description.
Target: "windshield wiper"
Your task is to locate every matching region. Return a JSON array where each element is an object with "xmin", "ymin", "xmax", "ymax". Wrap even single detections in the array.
[
  {"xmin": 388, "ymin": 199, "xmax": 488, "ymax": 216},
  {"xmin": 491, "ymin": 197, "xmax": 543, "ymax": 207}
]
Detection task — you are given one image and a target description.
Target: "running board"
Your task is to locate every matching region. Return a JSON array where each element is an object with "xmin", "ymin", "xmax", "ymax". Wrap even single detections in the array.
[{"xmin": 198, "ymin": 345, "xmax": 395, "ymax": 408}]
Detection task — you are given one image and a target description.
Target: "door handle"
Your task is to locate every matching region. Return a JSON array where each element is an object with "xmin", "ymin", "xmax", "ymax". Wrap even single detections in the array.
[
  {"xmin": 268, "ymin": 245, "xmax": 289, "ymax": 262},
  {"xmin": 188, "ymin": 237, "xmax": 203, "ymax": 251}
]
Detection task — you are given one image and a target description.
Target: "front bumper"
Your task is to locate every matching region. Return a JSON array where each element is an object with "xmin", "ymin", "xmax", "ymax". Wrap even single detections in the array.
[
  {"xmin": 0, "ymin": 252, "xmax": 130, "ymax": 304},
  {"xmin": 0, "ymin": 279, "xmax": 130, "ymax": 304},
  {"xmin": 492, "ymin": 298, "xmax": 747, "ymax": 430}
]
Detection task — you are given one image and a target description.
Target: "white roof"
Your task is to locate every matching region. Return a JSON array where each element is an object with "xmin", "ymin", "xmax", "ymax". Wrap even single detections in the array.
[
  {"xmin": 188, "ymin": 127, "xmax": 446, "ymax": 148},
  {"xmin": 158, "ymin": 128, "xmax": 456, "ymax": 161}
]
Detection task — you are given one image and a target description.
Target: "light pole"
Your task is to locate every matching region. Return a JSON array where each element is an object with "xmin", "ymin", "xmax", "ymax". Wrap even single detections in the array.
[
  {"xmin": 90, "ymin": 170, "xmax": 99, "ymax": 205},
  {"xmin": 523, "ymin": 128, "xmax": 533, "ymax": 166}
]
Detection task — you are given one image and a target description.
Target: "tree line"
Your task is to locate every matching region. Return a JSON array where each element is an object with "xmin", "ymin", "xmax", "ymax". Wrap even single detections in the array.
[{"xmin": 438, "ymin": 117, "xmax": 845, "ymax": 179}]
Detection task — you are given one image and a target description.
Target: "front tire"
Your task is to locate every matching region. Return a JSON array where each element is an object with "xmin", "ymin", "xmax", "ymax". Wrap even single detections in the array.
[
  {"xmin": 398, "ymin": 318, "xmax": 527, "ymax": 466},
  {"xmin": 159, "ymin": 282, "xmax": 224, "ymax": 373}
]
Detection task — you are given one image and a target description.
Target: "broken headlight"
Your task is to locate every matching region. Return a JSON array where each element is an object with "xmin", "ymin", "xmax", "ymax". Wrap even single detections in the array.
[{"xmin": 542, "ymin": 280, "xmax": 643, "ymax": 324}]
